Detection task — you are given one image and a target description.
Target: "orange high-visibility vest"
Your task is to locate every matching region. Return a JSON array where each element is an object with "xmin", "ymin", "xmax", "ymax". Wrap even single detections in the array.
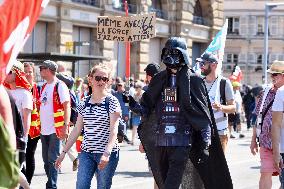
[
  {"xmin": 29, "ymin": 83, "xmax": 41, "ymax": 138},
  {"xmin": 41, "ymin": 81, "xmax": 65, "ymax": 138}
]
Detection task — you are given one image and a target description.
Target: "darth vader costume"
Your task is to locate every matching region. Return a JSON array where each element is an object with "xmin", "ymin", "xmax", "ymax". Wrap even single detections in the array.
[{"xmin": 128, "ymin": 37, "xmax": 233, "ymax": 189}]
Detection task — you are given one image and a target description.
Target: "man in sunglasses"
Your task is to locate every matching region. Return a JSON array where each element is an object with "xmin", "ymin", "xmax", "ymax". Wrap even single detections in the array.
[
  {"xmin": 268, "ymin": 60, "xmax": 284, "ymax": 189},
  {"xmin": 197, "ymin": 52, "xmax": 236, "ymax": 152},
  {"xmin": 249, "ymin": 60, "xmax": 284, "ymax": 189},
  {"xmin": 126, "ymin": 37, "xmax": 232, "ymax": 189},
  {"xmin": 39, "ymin": 60, "xmax": 71, "ymax": 189}
]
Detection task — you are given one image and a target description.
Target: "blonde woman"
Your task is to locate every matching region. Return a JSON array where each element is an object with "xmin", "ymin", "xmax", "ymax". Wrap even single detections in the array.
[{"xmin": 55, "ymin": 64, "xmax": 121, "ymax": 189}]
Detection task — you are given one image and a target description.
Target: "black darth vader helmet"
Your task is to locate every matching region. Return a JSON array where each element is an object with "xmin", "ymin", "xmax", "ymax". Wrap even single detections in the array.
[{"xmin": 161, "ymin": 37, "xmax": 190, "ymax": 69}]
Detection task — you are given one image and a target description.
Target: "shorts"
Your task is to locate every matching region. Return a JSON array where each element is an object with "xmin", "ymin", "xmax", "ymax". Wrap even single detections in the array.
[
  {"xmin": 260, "ymin": 147, "xmax": 279, "ymax": 175},
  {"xmin": 228, "ymin": 113, "xmax": 241, "ymax": 125},
  {"xmin": 132, "ymin": 115, "xmax": 141, "ymax": 126}
]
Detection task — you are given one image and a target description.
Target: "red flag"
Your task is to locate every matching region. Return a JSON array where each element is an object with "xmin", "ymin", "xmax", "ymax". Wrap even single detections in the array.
[
  {"xmin": 0, "ymin": 0, "xmax": 49, "ymax": 83},
  {"xmin": 124, "ymin": 0, "xmax": 130, "ymax": 79}
]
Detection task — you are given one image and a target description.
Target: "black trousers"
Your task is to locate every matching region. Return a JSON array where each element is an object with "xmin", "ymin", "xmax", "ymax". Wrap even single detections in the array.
[
  {"xmin": 157, "ymin": 146, "xmax": 190, "ymax": 189},
  {"xmin": 22, "ymin": 135, "xmax": 40, "ymax": 184}
]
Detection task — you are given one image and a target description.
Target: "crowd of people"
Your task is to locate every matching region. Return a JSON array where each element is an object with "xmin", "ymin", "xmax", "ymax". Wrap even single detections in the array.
[{"xmin": 1, "ymin": 37, "xmax": 284, "ymax": 189}]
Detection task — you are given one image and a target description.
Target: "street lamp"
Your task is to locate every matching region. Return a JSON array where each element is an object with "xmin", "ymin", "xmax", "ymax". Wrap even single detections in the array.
[{"xmin": 263, "ymin": 3, "xmax": 284, "ymax": 84}]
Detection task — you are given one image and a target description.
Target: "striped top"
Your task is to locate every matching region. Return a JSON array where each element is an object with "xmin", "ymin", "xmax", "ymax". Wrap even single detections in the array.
[{"xmin": 77, "ymin": 94, "xmax": 121, "ymax": 153}]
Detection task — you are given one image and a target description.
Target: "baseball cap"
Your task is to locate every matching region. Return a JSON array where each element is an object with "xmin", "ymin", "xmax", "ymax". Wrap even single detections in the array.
[
  {"xmin": 200, "ymin": 52, "xmax": 218, "ymax": 63},
  {"xmin": 40, "ymin": 60, "xmax": 58, "ymax": 72},
  {"xmin": 144, "ymin": 63, "xmax": 160, "ymax": 77}
]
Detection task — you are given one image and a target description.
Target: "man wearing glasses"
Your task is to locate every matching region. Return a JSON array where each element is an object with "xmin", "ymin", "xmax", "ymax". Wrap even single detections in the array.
[
  {"xmin": 269, "ymin": 61, "xmax": 284, "ymax": 189},
  {"xmin": 249, "ymin": 60, "xmax": 284, "ymax": 189},
  {"xmin": 197, "ymin": 52, "xmax": 235, "ymax": 153},
  {"xmin": 39, "ymin": 60, "xmax": 71, "ymax": 189}
]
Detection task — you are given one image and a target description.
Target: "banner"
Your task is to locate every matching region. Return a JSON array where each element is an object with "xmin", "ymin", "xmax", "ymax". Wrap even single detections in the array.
[
  {"xmin": 97, "ymin": 13, "xmax": 156, "ymax": 42},
  {"xmin": 0, "ymin": 0, "xmax": 49, "ymax": 83},
  {"xmin": 193, "ymin": 20, "xmax": 228, "ymax": 75}
]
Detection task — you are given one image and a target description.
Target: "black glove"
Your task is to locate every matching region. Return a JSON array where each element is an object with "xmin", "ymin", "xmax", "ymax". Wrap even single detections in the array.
[
  {"xmin": 197, "ymin": 142, "xmax": 210, "ymax": 164},
  {"xmin": 122, "ymin": 93, "xmax": 136, "ymax": 108},
  {"xmin": 122, "ymin": 93, "xmax": 130, "ymax": 103}
]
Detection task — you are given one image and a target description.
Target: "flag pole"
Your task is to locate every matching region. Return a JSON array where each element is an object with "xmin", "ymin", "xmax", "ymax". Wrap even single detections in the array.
[{"xmin": 124, "ymin": 0, "xmax": 130, "ymax": 92}]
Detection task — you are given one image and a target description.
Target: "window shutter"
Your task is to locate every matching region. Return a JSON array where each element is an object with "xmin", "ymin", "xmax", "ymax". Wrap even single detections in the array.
[
  {"xmin": 270, "ymin": 53, "xmax": 278, "ymax": 62},
  {"xmin": 239, "ymin": 53, "xmax": 246, "ymax": 64},
  {"xmin": 239, "ymin": 16, "xmax": 247, "ymax": 36},
  {"xmin": 278, "ymin": 54, "xmax": 284, "ymax": 61},
  {"xmin": 248, "ymin": 16, "xmax": 256, "ymax": 36},
  {"xmin": 270, "ymin": 16, "xmax": 278, "ymax": 36},
  {"xmin": 248, "ymin": 53, "xmax": 256, "ymax": 64},
  {"xmin": 223, "ymin": 53, "xmax": 228, "ymax": 63}
]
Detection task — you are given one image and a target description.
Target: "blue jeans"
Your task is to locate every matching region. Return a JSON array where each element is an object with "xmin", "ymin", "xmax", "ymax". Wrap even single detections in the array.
[
  {"xmin": 76, "ymin": 150, "xmax": 119, "ymax": 189},
  {"xmin": 41, "ymin": 134, "xmax": 60, "ymax": 189}
]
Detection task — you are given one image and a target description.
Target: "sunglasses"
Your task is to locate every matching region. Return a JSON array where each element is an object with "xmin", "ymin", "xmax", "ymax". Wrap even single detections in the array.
[
  {"xmin": 94, "ymin": 76, "xmax": 109, "ymax": 82},
  {"xmin": 39, "ymin": 66, "xmax": 48, "ymax": 71},
  {"xmin": 271, "ymin": 73, "xmax": 282, "ymax": 77}
]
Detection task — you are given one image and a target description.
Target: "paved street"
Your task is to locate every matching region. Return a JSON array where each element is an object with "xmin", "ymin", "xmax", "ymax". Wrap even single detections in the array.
[{"xmin": 31, "ymin": 129, "xmax": 281, "ymax": 189}]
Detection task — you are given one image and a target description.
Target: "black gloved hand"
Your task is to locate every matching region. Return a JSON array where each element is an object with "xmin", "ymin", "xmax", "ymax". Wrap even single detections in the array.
[
  {"xmin": 197, "ymin": 142, "xmax": 210, "ymax": 164},
  {"xmin": 122, "ymin": 93, "xmax": 130, "ymax": 103},
  {"xmin": 122, "ymin": 93, "xmax": 136, "ymax": 108}
]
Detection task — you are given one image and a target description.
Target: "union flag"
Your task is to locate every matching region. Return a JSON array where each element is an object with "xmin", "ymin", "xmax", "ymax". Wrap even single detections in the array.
[{"xmin": 0, "ymin": 0, "xmax": 49, "ymax": 83}]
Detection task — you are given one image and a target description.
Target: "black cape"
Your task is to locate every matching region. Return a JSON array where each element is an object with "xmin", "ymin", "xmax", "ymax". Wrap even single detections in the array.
[{"xmin": 137, "ymin": 66, "xmax": 233, "ymax": 189}]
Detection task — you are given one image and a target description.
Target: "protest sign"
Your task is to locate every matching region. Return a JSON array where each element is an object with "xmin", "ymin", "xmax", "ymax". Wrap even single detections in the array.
[{"xmin": 97, "ymin": 13, "xmax": 156, "ymax": 42}]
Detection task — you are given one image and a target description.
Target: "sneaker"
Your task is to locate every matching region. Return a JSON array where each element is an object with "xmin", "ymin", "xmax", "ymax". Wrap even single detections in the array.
[
  {"xmin": 239, "ymin": 134, "xmax": 245, "ymax": 138},
  {"xmin": 73, "ymin": 158, "xmax": 79, "ymax": 171}
]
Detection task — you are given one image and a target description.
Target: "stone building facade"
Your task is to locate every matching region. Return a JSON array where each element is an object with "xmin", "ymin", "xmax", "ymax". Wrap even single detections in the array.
[
  {"xmin": 24, "ymin": 0, "xmax": 224, "ymax": 80},
  {"xmin": 224, "ymin": 0, "xmax": 284, "ymax": 85}
]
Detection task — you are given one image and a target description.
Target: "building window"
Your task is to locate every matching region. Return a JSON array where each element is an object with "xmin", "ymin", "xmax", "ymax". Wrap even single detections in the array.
[
  {"xmin": 257, "ymin": 17, "xmax": 264, "ymax": 35},
  {"xmin": 23, "ymin": 21, "xmax": 48, "ymax": 53},
  {"xmin": 226, "ymin": 53, "xmax": 238, "ymax": 64},
  {"xmin": 112, "ymin": 0, "xmax": 138, "ymax": 14},
  {"xmin": 228, "ymin": 17, "xmax": 239, "ymax": 34},
  {"xmin": 257, "ymin": 54, "xmax": 262, "ymax": 64},
  {"xmin": 149, "ymin": 0, "xmax": 167, "ymax": 19},
  {"xmin": 72, "ymin": 0, "xmax": 99, "ymax": 7}
]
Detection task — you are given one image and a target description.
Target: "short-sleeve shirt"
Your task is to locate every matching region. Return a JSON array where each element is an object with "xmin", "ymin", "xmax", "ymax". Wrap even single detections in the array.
[
  {"xmin": 204, "ymin": 77, "xmax": 234, "ymax": 103},
  {"xmin": 9, "ymin": 88, "xmax": 33, "ymax": 136},
  {"xmin": 40, "ymin": 79, "xmax": 70, "ymax": 135},
  {"xmin": 255, "ymin": 88, "xmax": 276, "ymax": 149},
  {"xmin": 272, "ymin": 86, "xmax": 284, "ymax": 153},
  {"xmin": 77, "ymin": 94, "xmax": 121, "ymax": 153}
]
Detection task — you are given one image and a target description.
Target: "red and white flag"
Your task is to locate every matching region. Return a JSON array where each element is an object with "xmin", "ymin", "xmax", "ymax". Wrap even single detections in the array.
[
  {"xmin": 0, "ymin": 0, "xmax": 49, "ymax": 83},
  {"xmin": 229, "ymin": 65, "xmax": 243, "ymax": 82}
]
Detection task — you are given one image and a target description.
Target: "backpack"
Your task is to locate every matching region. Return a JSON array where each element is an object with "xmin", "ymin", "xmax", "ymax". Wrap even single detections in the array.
[
  {"xmin": 0, "ymin": 116, "xmax": 20, "ymax": 189},
  {"xmin": 84, "ymin": 95, "xmax": 126, "ymax": 143},
  {"xmin": 55, "ymin": 82, "xmax": 78, "ymax": 125},
  {"xmin": 220, "ymin": 78, "xmax": 226, "ymax": 106},
  {"xmin": 220, "ymin": 78, "xmax": 227, "ymax": 117}
]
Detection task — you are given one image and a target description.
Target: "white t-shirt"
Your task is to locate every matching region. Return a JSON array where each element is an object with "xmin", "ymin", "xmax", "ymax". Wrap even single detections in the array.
[
  {"xmin": 40, "ymin": 79, "xmax": 70, "ymax": 135},
  {"xmin": 234, "ymin": 90, "xmax": 243, "ymax": 113},
  {"xmin": 272, "ymin": 85, "xmax": 284, "ymax": 153},
  {"xmin": 9, "ymin": 88, "xmax": 33, "ymax": 135}
]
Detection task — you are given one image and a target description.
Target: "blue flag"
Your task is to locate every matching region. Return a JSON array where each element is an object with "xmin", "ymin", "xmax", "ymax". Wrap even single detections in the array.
[{"xmin": 193, "ymin": 20, "xmax": 228, "ymax": 75}]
